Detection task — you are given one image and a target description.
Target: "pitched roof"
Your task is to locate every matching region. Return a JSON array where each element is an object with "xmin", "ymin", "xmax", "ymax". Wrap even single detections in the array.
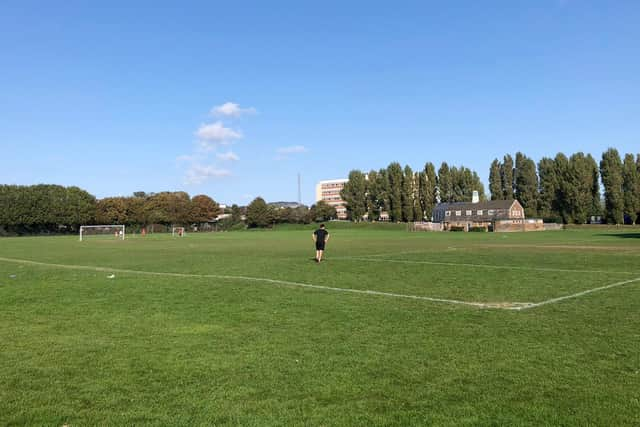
[{"xmin": 434, "ymin": 199, "xmax": 519, "ymax": 211}]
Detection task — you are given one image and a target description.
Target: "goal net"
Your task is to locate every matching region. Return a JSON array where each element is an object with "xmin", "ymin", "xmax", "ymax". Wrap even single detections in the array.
[
  {"xmin": 172, "ymin": 227, "xmax": 186, "ymax": 237},
  {"xmin": 79, "ymin": 225, "xmax": 125, "ymax": 241}
]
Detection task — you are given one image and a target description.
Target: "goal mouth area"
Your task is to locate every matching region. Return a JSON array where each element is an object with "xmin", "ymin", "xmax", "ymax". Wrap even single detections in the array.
[
  {"xmin": 172, "ymin": 227, "xmax": 186, "ymax": 237},
  {"xmin": 79, "ymin": 225, "xmax": 125, "ymax": 241}
]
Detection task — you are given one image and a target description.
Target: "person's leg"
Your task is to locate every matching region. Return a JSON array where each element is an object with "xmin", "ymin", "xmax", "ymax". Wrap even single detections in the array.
[
  {"xmin": 315, "ymin": 250, "xmax": 320, "ymax": 261},
  {"xmin": 317, "ymin": 249, "xmax": 324, "ymax": 262}
]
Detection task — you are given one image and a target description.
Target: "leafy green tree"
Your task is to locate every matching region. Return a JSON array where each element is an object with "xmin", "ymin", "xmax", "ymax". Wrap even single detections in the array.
[
  {"xmin": 600, "ymin": 148, "xmax": 624, "ymax": 224},
  {"xmin": 501, "ymin": 154, "xmax": 514, "ymax": 199},
  {"xmin": 246, "ymin": 197, "xmax": 275, "ymax": 228},
  {"xmin": 341, "ymin": 170, "xmax": 367, "ymax": 221},
  {"xmin": 622, "ymin": 153, "xmax": 640, "ymax": 224},
  {"xmin": 514, "ymin": 152, "xmax": 539, "ymax": 217},
  {"xmin": 96, "ymin": 197, "xmax": 129, "ymax": 224},
  {"xmin": 401, "ymin": 165, "xmax": 415, "ymax": 222},
  {"xmin": 308, "ymin": 200, "xmax": 336, "ymax": 222},
  {"xmin": 231, "ymin": 204, "xmax": 243, "ymax": 223},
  {"xmin": 191, "ymin": 194, "xmax": 220, "ymax": 223},
  {"xmin": 387, "ymin": 162, "xmax": 403, "ymax": 221},
  {"xmin": 65, "ymin": 186, "xmax": 96, "ymax": 229},
  {"xmin": 489, "ymin": 159, "xmax": 502, "ymax": 200}
]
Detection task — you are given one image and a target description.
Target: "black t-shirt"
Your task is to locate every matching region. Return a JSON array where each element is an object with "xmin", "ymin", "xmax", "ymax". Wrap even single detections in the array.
[{"xmin": 314, "ymin": 228, "xmax": 329, "ymax": 243}]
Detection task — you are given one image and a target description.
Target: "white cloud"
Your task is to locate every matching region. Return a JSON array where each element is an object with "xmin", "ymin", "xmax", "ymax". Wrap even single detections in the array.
[
  {"xmin": 195, "ymin": 121, "xmax": 242, "ymax": 149},
  {"xmin": 277, "ymin": 145, "xmax": 308, "ymax": 154},
  {"xmin": 211, "ymin": 102, "xmax": 257, "ymax": 118},
  {"xmin": 217, "ymin": 151, "xmax": 239, "ymax": 161},
  {"xmin": 185, "ymin": 164, "xmax": 231, "ymax": 184}
]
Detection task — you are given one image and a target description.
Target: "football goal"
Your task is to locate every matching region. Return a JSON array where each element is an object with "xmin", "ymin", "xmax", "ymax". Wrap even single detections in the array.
[
  {"xmin": 172, "ymin": 227, "xmax": 186, "ymax": 237},
  {"xmin": 79, "ymin": 225, "xmax": 125, "ymax": 241}
]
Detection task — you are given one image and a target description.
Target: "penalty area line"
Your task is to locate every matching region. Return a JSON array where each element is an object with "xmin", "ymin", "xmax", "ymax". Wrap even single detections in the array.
[
  {"xmin": 0, "ymin": 256, "xmax": 525, "ymax": 310},
  {"xmin": 514, "ymin": 276, "xmax": 640, "ymax": 310}
]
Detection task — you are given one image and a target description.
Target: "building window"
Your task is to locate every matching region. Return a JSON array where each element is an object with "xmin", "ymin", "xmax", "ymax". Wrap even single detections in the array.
[
  {"xmin": 445, "ymin": 211, "xmax": 451, "ymax": 217},
  {"xmin": 488, "ymin": 209, "xmax": 495, "ymax": 215},
  {"xmin": 466, "ymin": 210, "xmax": 472, "ymax": 216},
  {"xmin": 455, "ymin": 211, "xmax": 461, "ymax": 216},
  {"xmin": 477, "ymin": 210, "xmax": 483, "ymax": 215}
]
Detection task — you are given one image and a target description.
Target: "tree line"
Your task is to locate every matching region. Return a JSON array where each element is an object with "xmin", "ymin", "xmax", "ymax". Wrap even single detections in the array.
[
  {"xmin": 488, "ymin": 149, "xmax": 640, "ymax": 224},
  {"xmin": 340, "ymin": 148, "xmax": 640, "ymax": 224},
  {"xmin": 242, "ymin": 198, "xmax": 337, "ymax": 228},
  {"xmin": 340, "ymin": 162, "xmax": 485, "ymax": 222},
  {"xmin": 0, "ymin": 186, "xmax": 221, "ymax": 235}
]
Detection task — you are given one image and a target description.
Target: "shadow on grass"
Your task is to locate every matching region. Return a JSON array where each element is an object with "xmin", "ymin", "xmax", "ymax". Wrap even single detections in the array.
[{"xmin": 598, "ymin": 233, "xmax": 640, "ymax": 239}]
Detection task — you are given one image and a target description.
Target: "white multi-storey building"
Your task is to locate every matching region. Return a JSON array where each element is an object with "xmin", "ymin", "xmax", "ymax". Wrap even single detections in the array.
[{"xmin": 315, "ymin": 179, "xmax": 348, "ymax": 220}]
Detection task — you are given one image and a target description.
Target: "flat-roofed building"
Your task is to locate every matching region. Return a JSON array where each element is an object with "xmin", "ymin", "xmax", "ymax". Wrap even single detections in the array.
[{"xmin": 315, "ymin": 179, "xmax": 348, "ymax": 220}]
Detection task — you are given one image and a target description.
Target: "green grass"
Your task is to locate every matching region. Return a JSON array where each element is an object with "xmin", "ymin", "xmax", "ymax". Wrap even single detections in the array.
[{"xmin": 1, "ymin": 227, "xmax": 639, "ymax": 426}]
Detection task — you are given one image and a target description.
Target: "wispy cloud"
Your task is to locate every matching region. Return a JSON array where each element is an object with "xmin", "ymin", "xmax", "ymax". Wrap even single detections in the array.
[
  {"xmin": 216, "ymin": 151, "xmax": 239, "ymax": 161},
  {"xmin": 211, "ymin": 102, "xmax": 257, "ymax": 118},
  {"xmin": 195, "ymin": 121, "xmax": 242, "ymax": 150},
  {"xmin": 277, "ymin": 145, "xmax": 308, "ymax": 154},
  {"xmin": 180, "ymin": 102, "xmax": 255, "ymax": 184},
  {"xmin": 185, "ymin": 164, "xmax": 231, "ymax": 184}
]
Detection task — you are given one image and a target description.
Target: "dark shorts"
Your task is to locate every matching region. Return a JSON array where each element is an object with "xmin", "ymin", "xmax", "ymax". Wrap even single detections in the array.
[{"xmin": 315, "ymin": 241, "xmax": 325, "ymax": 251}]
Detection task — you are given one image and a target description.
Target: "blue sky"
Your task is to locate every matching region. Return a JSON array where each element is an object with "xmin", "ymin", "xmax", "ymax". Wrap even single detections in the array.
[{"xmin": 1, "ymin": 1, "xmax": 639, "ymax": 205}]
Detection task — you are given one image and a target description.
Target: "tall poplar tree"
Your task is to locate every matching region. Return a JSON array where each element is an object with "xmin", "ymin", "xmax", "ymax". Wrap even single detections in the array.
[
  {"xmin": 387, "ymin": 162, "xmax": 403, "ymax": 221},
  {"xmin": 553, "ymin": 153, "xmax": 572, "ymax": 223},
  {"xmin": 501, "ymin": 154, "xmax": 514, "ymax": 199},
  {"xmin": 587, "ymin": 154, "xmax": 601, "ymax": 221},
  {"xmin": 437, "ymin": 162, "xmax": 452, "ymax": 203},
  {"xmin": 401, "ymin": 165, "xmax": 415, "ymax": 222},
  {"xmin": 622, "ymin": 153, "xmax": 640, "ymax": 224},
  {"xmin": 377, "ymin": 168, "xmax": 391, "ymax": 217},
  {"xmin": 514, "ymin": 152, "xmax": 539, "ymax": 217},
  {"xmin": 567, "ymin": 153, "xmax": 595, "ymax": 224},
  {"xmin": 600, "ymin": 148, "xmax": 624, "ymax": 224},
  {"xmin": 341, "ymin": 170, "xmax": 367, "ymax": 221},
  {"xmin": 366, "ymin": 169, "xmax": 379, "ymax": 220},
  {"xmin": 489, "ymin": 159, "xmax": 502, "ymax": 200},
  {"xmin": 413, "ymin": 172, "xmax": 423, "ymax": 220},
  {"xmin": 537, "ymin": 157, "xmax": 559, "ymax": 221},
  {"xmin": 417, "ymin": 171, "xmax": 428, "ymax": 220},
  {"xmin": 424, "ymin": 162, "xmax": 438, "ymax": 218}
]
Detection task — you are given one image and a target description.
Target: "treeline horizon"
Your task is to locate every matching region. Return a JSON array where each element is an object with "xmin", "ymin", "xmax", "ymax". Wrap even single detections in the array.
[
  {"xmin": 0, "ymin": 187, "xmax": 221, "ymax": 235},
  {"xmin": 0, "ymin": 185, "xmax": 339, "ymax": 235},
  {"xmin": 2, "ymin": 147, "xmax": 639, "ymax": 234},
  {"xmin": 341, "ymin": 147, "xmax": 640, "ymax": 224}
]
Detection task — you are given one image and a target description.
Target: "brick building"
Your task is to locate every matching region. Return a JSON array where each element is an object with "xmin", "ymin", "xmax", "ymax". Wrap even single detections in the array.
[{"xmin": 432, "ymin": 198, "xmax": 542, "ymax": 232}]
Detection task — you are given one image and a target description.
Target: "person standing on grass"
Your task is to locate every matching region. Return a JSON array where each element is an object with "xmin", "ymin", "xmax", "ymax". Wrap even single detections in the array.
[{"xmin": 312, "ymin": 223, "xmax": 330, "ymax": 263}]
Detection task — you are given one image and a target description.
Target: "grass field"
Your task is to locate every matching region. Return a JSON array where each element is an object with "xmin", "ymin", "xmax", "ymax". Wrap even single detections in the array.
[{"xmin": 1, "ymin": 226, "xmax": 639, "ymax": 426}]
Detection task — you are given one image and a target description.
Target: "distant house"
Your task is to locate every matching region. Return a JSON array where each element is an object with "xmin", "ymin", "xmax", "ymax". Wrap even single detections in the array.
[{"xmin": 432, "ymin": 197, "xmax": 542, "ymax": 232}]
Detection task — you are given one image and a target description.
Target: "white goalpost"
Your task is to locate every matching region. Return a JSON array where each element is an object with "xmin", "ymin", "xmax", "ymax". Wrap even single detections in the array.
[
  {"xmin": 172, "ymin": 227, "xmax": 186, "ymax": 237},
  {"xmin": 79, "ymin": 225, "xmax": 125, "ymax": 241}
]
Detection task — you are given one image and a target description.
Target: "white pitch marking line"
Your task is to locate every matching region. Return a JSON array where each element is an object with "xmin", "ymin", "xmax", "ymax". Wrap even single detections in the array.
[
  {"xmin": 335, "ymin": 256, "xmax": 637, "ymax": 276},
  {"xmin": 513, "ymin": 276, "xmax": 640, "ymax": 310},
  {"xmin": 0, "ymin": 256, "xmax": 524, "ymax": 309}
]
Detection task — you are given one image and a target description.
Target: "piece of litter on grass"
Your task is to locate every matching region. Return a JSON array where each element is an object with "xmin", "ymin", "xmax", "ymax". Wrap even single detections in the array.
[
  {"xmin": 107, "ymin": 274, "xmax": 115, "ymax": 279},
  {"xmin": 9, "ymin": 274, "xmax": 16, "ymax": 278}
]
